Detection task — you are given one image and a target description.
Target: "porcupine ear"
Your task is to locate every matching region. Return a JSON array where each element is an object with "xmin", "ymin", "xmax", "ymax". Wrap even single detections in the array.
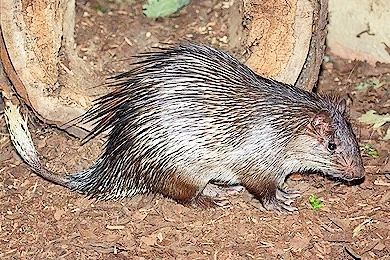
[
  {"xmin": 310, "ymin": 111, "xmax": 333, "ymax": 136},
  {"xmin": 337, "ymin": 99, "xmax": 347, "ymax": 115}
]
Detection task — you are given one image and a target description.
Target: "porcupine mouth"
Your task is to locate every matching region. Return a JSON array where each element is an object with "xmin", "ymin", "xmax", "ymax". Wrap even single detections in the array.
[
  {"xmin": 300, "ymin": 168, "xmax": 365, "ymax": 186},
  {"xmin": 321, "ymin": 171, "xmax": 365, "ymax": 186}
]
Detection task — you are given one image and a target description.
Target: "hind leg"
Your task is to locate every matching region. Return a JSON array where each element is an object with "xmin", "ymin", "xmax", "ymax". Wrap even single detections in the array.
[
  {"xmin": 158, "ymin": 175, "xmax": 218, "ymax": 207},
  {"xmin": 158, "ymin": 174, "xmax": 244, "ymax": 208},
  {"xmin": 201, "ymin": 183, "xmax": 244, "ymax": 206}
]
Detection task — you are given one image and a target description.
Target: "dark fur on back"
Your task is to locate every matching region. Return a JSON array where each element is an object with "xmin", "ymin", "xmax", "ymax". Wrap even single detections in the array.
[{"xmin": 83, "ymin": 43, "xmax": 336, "ymax": 142}]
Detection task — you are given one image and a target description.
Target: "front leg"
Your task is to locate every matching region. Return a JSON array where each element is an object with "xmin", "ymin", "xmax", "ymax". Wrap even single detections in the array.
[
  {"xmin": 241, "ymin": 177, "xmax": 299, "ymax": 212},
  {"xmin": 264, "ymin": 188, "xmax": 300, "ymax": 212}
]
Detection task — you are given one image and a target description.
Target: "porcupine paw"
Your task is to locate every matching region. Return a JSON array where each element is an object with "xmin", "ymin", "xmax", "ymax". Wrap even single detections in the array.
[
  {"xmin": 195, "ymin": 183, "xmax": 244, "ymax": 207},
  {"xmin": 262, "ymin": 189, "xmax": 300, "ymax": 212}
]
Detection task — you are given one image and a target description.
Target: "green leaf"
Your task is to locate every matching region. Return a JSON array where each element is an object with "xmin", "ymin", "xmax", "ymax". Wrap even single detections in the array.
[
  {"xmin": 354, "ymin": 78, "xmax": 386, "ymax": 90},
  {"xmin": 358, "ymin": 110, "xmax": 390, "ymax": 129},
  {"xmin": 362, "ymin": 143, "xmax": 379, "ymax": 158},
  {"xmin": 95, "ymin": 5, "xmax": 109, "ymax": 13},
  {"xmin": 143, "ymin": 0, "xmax": 190, "ymax": 18},
  {"xmin": 354, "ymin": 82, "xmax": 371, "ymax": 90},
  {"xmin": 309, "ymin": 194, "xmax": 322, "ymax": 210}
]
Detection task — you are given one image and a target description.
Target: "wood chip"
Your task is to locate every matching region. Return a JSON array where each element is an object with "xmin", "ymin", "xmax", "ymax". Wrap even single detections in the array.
[
  {"xmin": 106, "ymin": 225, "xmax": 125, "ymax": 230},
  {"xmin": 345, "ymin": 246, "xmax": 362, "ymax": 260}
]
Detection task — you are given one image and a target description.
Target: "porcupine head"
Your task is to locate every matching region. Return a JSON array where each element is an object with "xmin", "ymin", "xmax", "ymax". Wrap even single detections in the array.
[{"xmin": 232, "ymin": 94, "xmax": 365, "ymax": 211}]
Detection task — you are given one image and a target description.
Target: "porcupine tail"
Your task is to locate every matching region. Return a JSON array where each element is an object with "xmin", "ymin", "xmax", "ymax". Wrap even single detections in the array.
[{"xmin": 4, "ymin": 101, "xmax": 70, "ymax": 187}]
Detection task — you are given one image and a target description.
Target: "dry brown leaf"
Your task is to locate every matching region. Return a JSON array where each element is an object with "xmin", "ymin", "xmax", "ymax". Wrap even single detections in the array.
[
  {"xmin": 140, "ymin": 234, "xmax": 157, "ymax": 246},
  {"xmin": 289, "ymin": 234, "xmax": 311, "ymax": 252},
  {"xmin": 53, "ymin": 208, "xmax": 66, "ymax": 221},
  {"xmin": 134, "ymin": 210, "xmax": 149, "ymax": 221}
]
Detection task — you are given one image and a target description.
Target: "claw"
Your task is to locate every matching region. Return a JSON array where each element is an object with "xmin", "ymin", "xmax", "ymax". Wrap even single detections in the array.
[
  {"xmin": 202, "ymin": 183, "xmax": 244, "ymax": 198},
  {"xmin": 277, "ymin": 189, "xmax": 301, "ymax": 199},
  {"xmin": 262, "ymin": 188, "xmax": 300, "ymax": 213},
  {"xmin": 195, "ymin": 183, "xmax": 244, "ymax": 207},
  {"xmin": 280, "ymin": 204, "xmax": 298, "ymax": 212}
]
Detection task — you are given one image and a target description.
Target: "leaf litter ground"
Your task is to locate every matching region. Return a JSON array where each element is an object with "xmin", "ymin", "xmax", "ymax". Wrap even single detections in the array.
[{"xmin": 0, "ymin": 0, "xmax": 389, "ymax": 259}]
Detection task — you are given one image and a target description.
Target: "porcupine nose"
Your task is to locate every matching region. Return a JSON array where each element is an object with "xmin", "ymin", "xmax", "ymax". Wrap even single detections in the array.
[{"xmin": 344, "ymin": 158, "xmax": 365, "ymax": 181}]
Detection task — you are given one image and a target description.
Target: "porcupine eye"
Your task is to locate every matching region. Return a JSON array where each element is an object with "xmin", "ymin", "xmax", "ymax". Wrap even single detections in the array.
[{"xmin": 328, "ymin": 141, "xmax": 336, "ymax": 152}]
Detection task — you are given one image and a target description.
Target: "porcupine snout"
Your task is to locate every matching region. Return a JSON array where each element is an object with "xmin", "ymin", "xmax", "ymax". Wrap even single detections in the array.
[
  {"xmin": 329, "ymin": 108, "xmax": 365, "ymax": 182},
  {"xmin": 338, "ymin": 154, "xmax": 365, "ymax": 182}
]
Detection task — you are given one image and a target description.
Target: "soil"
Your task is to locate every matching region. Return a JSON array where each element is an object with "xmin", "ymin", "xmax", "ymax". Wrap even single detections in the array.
[{"xmin": 1, "ymin": 1, "xmax": 389, "ymax": 259}]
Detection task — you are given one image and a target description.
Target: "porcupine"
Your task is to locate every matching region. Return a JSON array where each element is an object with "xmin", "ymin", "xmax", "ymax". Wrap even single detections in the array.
[{"xmin": 5, "ymin": 43, "xmax": 365, "ymax": 211}]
